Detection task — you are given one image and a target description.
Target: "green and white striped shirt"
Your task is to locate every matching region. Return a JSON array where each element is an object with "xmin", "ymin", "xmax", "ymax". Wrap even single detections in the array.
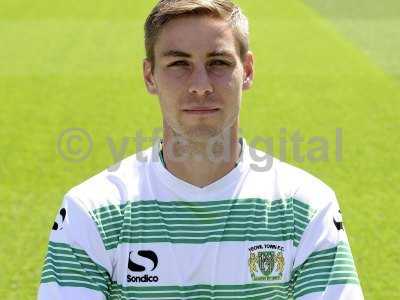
[{"xmin": 38, "ymin": 137, "xmax": 364, "ymax": 299}]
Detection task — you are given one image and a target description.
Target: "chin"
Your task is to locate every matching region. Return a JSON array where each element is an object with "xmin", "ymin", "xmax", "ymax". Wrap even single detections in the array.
[{"xmin": 183, "ymin": 126, "xmax": 221, "ymax": 143}]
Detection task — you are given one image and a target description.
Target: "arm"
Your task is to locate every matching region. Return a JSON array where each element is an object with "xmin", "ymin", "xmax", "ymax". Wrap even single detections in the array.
[
  {"xmin": 290, "ymin": 186, "xmax": 364, "ymax": 299},
  {"xmin": 38, "ymin": 194, "xmax": 113, "ymax": 300}
]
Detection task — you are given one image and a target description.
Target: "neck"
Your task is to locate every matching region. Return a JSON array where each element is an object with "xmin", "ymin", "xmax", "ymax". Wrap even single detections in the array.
[{"xmin": 161, "ymin": 126, "xmax": 241, "ymax": 188}]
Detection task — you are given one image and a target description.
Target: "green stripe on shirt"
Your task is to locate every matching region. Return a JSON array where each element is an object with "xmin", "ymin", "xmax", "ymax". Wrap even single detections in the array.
[
  {"xmin": 290, "ymin": 241, "xmax": 360, "ymax": 299},
  {"xmin": 108, "ymin": 282, "xmax": 291, "ymax": 300},
  {"xmin": 90, "ymin": 198, "xmax": 316, "ymax": 250},
  {"xmin": 40, "ymin": 241, "xmax": 111, "ymax": 297},
  {"xmin": 40, "ymin": 242, "xmax": 359, "ymax": 299}
]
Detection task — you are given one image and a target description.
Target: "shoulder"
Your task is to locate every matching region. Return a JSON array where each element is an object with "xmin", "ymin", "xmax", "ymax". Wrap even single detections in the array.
[
  {"xmin": 63, "ymin": 146, "xmax": 155, "ymax": 213},
  {"xmin": 243, "ymin": 140, "xmax": 337, "ymax": 210},
  {"xmin": 274, "ymin": 160, "xmax": 337, "ymax": 211}
]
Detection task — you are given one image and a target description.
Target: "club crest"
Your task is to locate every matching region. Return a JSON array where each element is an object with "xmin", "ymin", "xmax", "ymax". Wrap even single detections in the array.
[{"xmin": 248, "ymin": 243, "xmax": 285, "ymax": 281}]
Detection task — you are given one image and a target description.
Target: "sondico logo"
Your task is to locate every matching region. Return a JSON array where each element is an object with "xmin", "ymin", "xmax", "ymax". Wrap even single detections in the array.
[
  {"xmin": 52, "ymin": 208, "xmax": 66, "ymax": 231},
  {"xmin": 127, "ymin": 250, "xmax": 159, "ymax": 283}
]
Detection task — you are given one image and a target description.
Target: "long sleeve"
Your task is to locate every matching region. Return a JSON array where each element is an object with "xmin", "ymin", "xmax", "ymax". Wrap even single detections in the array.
[
  {"xmin": 38, "ymin": 193, "xmax": 113, "ymax": 300},
  {"xmin": 289, "ymin": 185, "xmax": 364, "ymax": 299}
]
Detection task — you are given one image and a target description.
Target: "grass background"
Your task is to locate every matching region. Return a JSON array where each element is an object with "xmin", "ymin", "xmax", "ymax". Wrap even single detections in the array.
[{"xmin": 0, "ymin": 0, "xmax": 399, "ymax": 298}]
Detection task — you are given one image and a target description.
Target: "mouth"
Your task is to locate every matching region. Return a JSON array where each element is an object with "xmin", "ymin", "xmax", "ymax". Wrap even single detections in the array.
[{"xmin": 182, "ymin": 107, "xmax": 221, "ymax": 115}]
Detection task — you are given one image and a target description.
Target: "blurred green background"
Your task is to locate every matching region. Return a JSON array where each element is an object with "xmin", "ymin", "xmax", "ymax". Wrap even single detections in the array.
[{"xmin": 0, "ymin": 0, "xmax": 399, "ymax": 298}]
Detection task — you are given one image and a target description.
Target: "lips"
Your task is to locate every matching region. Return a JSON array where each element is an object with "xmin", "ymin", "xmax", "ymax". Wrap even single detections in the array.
[{"xmin": 182, "ymin": 107, "xmax": 220, "ymax": 115}]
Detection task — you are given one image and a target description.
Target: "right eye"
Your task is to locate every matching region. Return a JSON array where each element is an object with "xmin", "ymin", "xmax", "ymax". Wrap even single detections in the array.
[{"xmin": 168, "ymin": 61, "xmax": 189, "ymax": 67}]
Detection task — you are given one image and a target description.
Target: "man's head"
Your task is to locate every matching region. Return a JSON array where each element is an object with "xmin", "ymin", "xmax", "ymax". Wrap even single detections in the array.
[
  {"xmin": 144, "ymin": 0, "xmax": 250, "ymax": 72},
  {"xmin": 143, "ymin": 0, "xmax": 254, "ymax": 143}
]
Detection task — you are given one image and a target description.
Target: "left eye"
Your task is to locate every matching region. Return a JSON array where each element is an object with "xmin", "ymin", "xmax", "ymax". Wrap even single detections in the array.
[{"xmin": 210, "ymin": 60, "xmax": 228, "ymax": 66}]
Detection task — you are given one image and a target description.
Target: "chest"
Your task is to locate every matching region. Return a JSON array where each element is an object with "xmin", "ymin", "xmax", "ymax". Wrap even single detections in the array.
[{"xmin": 102, "ymin": 200, "xmax": 298, "ymax": 289}]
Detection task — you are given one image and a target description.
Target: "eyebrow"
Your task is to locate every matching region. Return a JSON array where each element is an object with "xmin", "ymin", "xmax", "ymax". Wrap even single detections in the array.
[{"xmin": 161, "ymin": 49, "xmax": 235, "ymax": 59}]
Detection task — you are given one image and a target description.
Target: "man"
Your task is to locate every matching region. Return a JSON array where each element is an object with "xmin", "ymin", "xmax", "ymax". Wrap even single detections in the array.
[{"xmin": 38, "ymin": 0, "xmax": 364, "ymax": 299}]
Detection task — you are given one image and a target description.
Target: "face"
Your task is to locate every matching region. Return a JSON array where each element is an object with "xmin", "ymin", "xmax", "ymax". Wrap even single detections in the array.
[{"xmin": 143, "ymin": 16, "xmax": 254, "ymax": 143}]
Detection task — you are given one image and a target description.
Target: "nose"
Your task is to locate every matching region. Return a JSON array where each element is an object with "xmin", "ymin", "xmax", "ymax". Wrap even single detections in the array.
[{"xmin": 188, "ymin": 66, "xmax": 213, "ymax": 96}]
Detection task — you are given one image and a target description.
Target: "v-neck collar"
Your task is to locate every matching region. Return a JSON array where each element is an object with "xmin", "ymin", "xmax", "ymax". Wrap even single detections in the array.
[{"xmin": 149, "ymin": 137, "xmax": 250, "ymax": 201}]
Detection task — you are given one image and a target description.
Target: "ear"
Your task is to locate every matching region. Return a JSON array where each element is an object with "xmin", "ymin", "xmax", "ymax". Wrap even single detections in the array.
[
  {"xmin": 242, "ymin": 51, "xmax": 254, "ymax": 91},
  {"xmin": 143, "ymin": 59, "xmax": 158, "ymax": 95}
]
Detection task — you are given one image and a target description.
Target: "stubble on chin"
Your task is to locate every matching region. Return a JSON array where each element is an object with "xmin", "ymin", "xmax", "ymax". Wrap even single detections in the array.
[{"xmin": 183, "ymin": 125, "xmax": 218, "ymax": 141}]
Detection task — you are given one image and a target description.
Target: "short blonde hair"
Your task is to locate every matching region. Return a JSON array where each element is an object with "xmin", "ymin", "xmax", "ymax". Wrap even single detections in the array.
[{"xmin": 144, "ymin": 0, "xmax": 250, "ymax": 72}]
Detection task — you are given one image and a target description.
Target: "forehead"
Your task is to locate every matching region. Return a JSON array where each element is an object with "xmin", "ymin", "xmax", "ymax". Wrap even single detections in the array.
[{"xmin": 154, "ymin": 16, "xmax": 239, "ymax": 59}]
